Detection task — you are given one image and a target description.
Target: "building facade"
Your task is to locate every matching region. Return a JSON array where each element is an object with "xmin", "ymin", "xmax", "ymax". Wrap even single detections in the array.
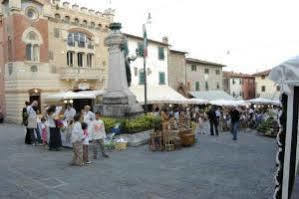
[
  {"xmin": 223, "ymin": 72, "xmax": 255, "ymax": 100},
  {"xmin": 253, "ymin": 69, "xmax": 279, "ymax": 99},
  {"xmin": 0, "ymin": 0, "xmax": 113, "ymax": 122},
  {"xmin": 186, "ymin": 58, "xmax": 224, "ymax": 92},
  {"xmin": 125, "ymin": 34, "xmax": 169, "ymax": 87},
  {"xmin": 167, "ymin": 49, "xmax": 188, "ymax": 96}
]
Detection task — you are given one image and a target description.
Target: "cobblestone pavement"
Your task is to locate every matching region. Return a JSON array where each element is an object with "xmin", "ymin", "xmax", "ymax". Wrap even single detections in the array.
[{"xmin": 0, "ymin": 123, "xmax": 276, "ymax": 199}]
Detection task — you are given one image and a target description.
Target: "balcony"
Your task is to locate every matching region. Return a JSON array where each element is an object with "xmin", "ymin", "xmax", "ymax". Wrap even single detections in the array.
[{"xmin": 59, "ymin": 67, "xmax": 102, "ymax": 80}]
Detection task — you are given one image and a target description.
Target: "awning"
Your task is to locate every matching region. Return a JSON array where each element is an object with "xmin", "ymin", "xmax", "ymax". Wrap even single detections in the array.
[
  {"xmin": 210, "ymin": 99, "xmax": 249, "ymax": 107},
  {"xmin": 129, "ymin": 85, "xmax": 190, "ymax": 104},
  {"xmin": 45, "ymin": 90, "xmax": 105, "ymax": 101},
  {"xmin": 190, "ymin": 90, "xmax": 235, "ymax": 101},
  {"xmin": 247, "ymin": 97, "xmax": 280, "ymax": 105}
]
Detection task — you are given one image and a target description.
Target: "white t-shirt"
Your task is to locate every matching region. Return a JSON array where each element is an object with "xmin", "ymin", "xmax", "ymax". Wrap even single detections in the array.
[
  {"xmin": 64, "ymin": 108, "xmax": 76, "ymax": 122},
  {"xmin": 90, "ymin": 119, "xmax": 107, "ymax": 140},
  {"xmin": 71, "ymin": 122, "xmax": 84, "ymax": 143}
]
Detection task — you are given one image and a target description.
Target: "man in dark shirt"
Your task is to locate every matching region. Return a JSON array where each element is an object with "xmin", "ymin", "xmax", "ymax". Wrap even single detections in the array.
[
  {"xmin": 207, "ymin": 106, "xmax": 219, "ymax": 136},
  {"xmin": 230, "ymin": 107, "xmax": 240, "ymax": 141}
]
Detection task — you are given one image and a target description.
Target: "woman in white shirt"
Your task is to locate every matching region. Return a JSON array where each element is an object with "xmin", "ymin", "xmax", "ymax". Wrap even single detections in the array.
[{"xmin": 46, "ymin": 106, "xmax": 62, "ymax": 151}]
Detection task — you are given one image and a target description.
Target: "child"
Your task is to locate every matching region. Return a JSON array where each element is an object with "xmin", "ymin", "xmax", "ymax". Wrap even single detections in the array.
[
  {"xmin": 91, "ymin": 112, "xmax": 109, "ymax": 160},
  {"xmin": 82, "ymin": 122, "xmax": 91, "ymax": 164},
  {"xmin": 40, "ymin": 117, "xmax": 48, "ymax": 146},
  {"xmin": 70, "ymin": 114, "xmax": 84, "ymax": 166},
  {"xmin": 197, "ymin": 113, "xmax": 205, "ymax": 134}
]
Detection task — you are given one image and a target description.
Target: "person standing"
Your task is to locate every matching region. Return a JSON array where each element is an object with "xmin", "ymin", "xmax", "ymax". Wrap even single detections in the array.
[
  {"xmin": 23, "ymin": 101, "xmax": 31, "ymax": 144},
  {"xmin": 70, "ymin": 114, "xmax": 84, "ymax": 166},
  {"xmin": 161, "ymin": 108, "xmax": 169, "ymax": 131},
  {"xmin": 91, "ymin": 112, "xmax": 109, "ymax": 159},
  {"xmin": 83, "ymin": 105, "xmax": 95, "ymax": 140},
  {"xmin": 230, "ymin": 107, "xmax": 240, "ymax": 141},
  {"xmin": 207, "ymin": 106, "xmax": 219, "ymax": 136},
  {"xmin": 26, "ymin": 101, "xmax": 39, "ymax": 146},
  {"xmin": 46, "ymin": 105, "xmax": 62, "ymax": 151},
  {"xmin": 64, "ymin": 104, "xmax": 76, "ymax": 145}
]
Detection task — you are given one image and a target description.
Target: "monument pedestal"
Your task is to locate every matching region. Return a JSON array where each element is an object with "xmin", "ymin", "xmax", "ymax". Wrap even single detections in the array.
[{"xmin": 99, "ymin": 23, "xmax": 143, "ymax": 117}]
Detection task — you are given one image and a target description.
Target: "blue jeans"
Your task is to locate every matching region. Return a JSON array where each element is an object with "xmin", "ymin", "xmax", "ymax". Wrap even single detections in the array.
[
  {"xmin": 231, "ymin": 122, "xmax": 239, "ymax": 140},
  {"xmin": 35, "ymin": 127, "xmax": 42, "ymax": 143}
]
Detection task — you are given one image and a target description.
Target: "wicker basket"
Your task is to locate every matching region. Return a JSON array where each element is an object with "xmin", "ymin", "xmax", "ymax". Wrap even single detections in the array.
[
  {"xmin": 179, "ymin": 132, "xmax": 195, "ymax": 147},
  {"xmin": 115, "ymin": 142, "xmax": 127, "ymax": 150}
]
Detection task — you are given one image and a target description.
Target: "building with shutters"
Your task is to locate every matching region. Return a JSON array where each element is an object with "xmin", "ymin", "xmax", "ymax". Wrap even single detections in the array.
[
  {"xmin": 0, "ymin": 0, "xmax": 113, "ymax": 122},
  {"xmin": 253, "ymin": 69, "xmax": 280, "ymax": 99},
  {"xmin": 185, "ymin": 58, "xmax": 225, "ymax": 92},
  {"xmin": 125, "ymin": 33, "xmax": 169, "ymax": 87}
]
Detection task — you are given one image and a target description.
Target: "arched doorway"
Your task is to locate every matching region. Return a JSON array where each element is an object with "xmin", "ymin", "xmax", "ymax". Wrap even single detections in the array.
[{"xmin": 28, "ymin": 88, "xmax": 41, "ymax": 113}]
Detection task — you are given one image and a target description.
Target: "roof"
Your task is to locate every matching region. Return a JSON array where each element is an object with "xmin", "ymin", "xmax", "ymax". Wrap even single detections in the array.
[
  {"xmin": 223, "ymin": 71, "xmax": 254, "ymax": 78},
  {"xmin": 169, "ymin": 49, "xmax": 188, "ymax": 54},
  {"xmin": 190, "ymin": 90, "xmax": 235, "ymax": 101},
  {"xmin": 124, "ymin": 33, "xmax": 170, "ymax": 47},
  {"xmin": 252, "ymin": 69, "xmax": 271, "ymax": 77},
  {"xmin": 186, "ymin": 58, "xmax": 225, "ymax": 67}
]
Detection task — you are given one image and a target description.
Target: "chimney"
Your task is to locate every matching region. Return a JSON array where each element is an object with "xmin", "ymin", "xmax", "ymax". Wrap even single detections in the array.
[{"xmin": 162, "ymin": 36, "xmax": 168, "ymax": 44}]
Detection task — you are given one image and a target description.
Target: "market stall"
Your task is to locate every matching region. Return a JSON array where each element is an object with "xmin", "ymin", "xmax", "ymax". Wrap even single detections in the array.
[
  {"xmin": 210, "ymin": 99, "xmax": 248, "ymax": 107},
  {"xmin": 247, "ymin": 97, "xmax": 280, "ymax": 106}
]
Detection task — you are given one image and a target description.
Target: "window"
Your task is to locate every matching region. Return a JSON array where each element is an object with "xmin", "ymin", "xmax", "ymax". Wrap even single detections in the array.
[
  {"xmin": 74, "ymin": 18, "xmax": 79, "ymax": 24},
  {"xmin": 216, "ymin": 69, "xmax": 220, "ymax": 75},
  {"xmin": 134, "ymin": 67, "xmax": 138, "ymax": 76},
  {"xmin": 65, "ymin": 16, "xmax": 70, "ymax": 23},
  {"xmin": 204, "ymin": 68, "xmax": 209, "ymax": 74},
  {"xmin": 90, "ymin": 22, "xmax": 95, "ymax": 28},
  {"xmin": 55, "ymin": 13, "xmax": 61, "ymax": 20},
  {"xmin": 159, "ymin": 72, "xmax": 165, "ymax": 85},
  {"xmin": 158, "ymin": 47, "xmax": 165, "ymax": 60},
  {"xmin": 261, "ymin": 75, "xmax": 265, "ymax": 79},
  {"xmin": 87, "ymin": 38, "xmax": 94, "ymax": 49},
  {"xmin": 239, "ymin": 91, "xmax": 242, "ymax": 97},
  {"xmin": 54, "ymin": 28, "xmax": 60, "ymax": 38},
  {"xmin": 67, "ymin": 51, "xmax": 74, "ymax": 66},
  {"xmin": 26, "ymin": 7, "xmax": 39, "ymax": 20},
  {"xmin": 8, "ymin": 37, "xmax": 12, "ymax": 61},
  {"xmin": 261, "ymin": 86, "xmax": 266, "ymax": 92},
  {"xmin": 87, "ymin": 53, "xmax": 93, "ymax": 67},
  {"xmin": 191, "ymin": 64, "xmax": 197, "ymax": 71},
  {"xmin": 77, "ymin": 53, "xmax": 84, "ymax": 67},
  {"xmin": 277, "ymin": 86, "xmax": 280, "ymax": 91},
  {"xmin": 195, "ymin": 81, "xmax": 200, "ymax": 91},
  {"xmin": 139, "ymin": 71, "xmax": 145, "ymax": 85},
  {"xmin": 205, "ymin": 81, "xmax": 209, "ymax": 90},
  {"xmin": 26, "ymin": 44, "xmax": 39, "ymax": 61},
  {"xmin": 98, "ymin": 24, "xmax": 102, "ymax": 29},
  {"xmin": 67, "ymin": 32, "xmax": 89, "ymax": 48},
  {"xmin": 217, "ymin": 82, "xmax": 220, "ymax": 89},
  {"xmin": 232, "ymin": 79, "xmax": 235, "ymax": 84},
  {"xmin": 137, "ymin": 42, "xmax": 144, "ymax": 57},
  {"xmin": 83, "ymin": 20, "xmax": 88, "ymax": 26}
]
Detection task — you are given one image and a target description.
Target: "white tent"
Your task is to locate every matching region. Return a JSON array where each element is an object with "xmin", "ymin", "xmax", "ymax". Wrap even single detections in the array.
[
  {"xmin": 210, "ymin": 99, "xmax": 248, "ymax": 107},
  {"xmin": 129, "ymin": 85, "xmax": 190, "ymax": 104},
  {"xmin": 186, "ymin": 98, "xmax": 209, "ymax": 105},
  {"xmin": 45, "ymin": 90, "xmax": 105, "ymax": 101},
  {"xmin": 248, "ymin": 97, "xmax": 280, "ymax": 106}
]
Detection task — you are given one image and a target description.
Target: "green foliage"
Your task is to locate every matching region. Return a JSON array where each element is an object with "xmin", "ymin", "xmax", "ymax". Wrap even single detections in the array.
[
  {"xmin": 257, "ymin": 117, "xmax": 279, "ymax": 137},
  {"xmin": 102, "ymin": 114, "xmax": 161, "ymax": 134}
]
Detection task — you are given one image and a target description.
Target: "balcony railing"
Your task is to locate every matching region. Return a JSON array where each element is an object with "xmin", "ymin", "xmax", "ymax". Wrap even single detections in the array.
[{"xmin": 59, "ymin": 67, "xmax": 101, "ymax": 80}]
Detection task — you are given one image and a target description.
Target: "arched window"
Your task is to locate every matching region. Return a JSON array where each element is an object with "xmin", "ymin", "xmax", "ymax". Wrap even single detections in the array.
[
  {"xmin": 90, "ymin": 22, "xmax": 95, "ymax": 28},
  {"xmin": 82, "ymin": 20, "xmax": 87, "ymax": 26},
  {"xmin": 74, "ymin": 18, "xmax": 79, "ymax": 24},
  {"xmin": 65, "ymin": 16, "xmax": 70, "ymax": 23},
  {"xmin": 67, "ymin": 32, "xmax": 91, "ymax": 48},
  {"xmin": 25, "ymin": 31, "xmax": 40, "ymax": 62},
  {"xmin": 55, "ymin": 13, "xmax": 61, "ymax": 20},
  {"xmin": 98, "ymin": 23, "xmax": 102, "ymax": 29}
]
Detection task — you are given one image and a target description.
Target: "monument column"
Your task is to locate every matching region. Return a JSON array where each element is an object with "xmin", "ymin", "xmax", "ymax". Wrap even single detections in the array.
[{"xmin": 101, "ymin": 23, "xmax": 143, "ymax": 117}]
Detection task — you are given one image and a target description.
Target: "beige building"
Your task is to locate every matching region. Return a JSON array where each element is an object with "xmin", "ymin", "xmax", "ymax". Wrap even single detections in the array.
[
  {"xmin": 186, "ymin": 58, "xmax": 225, "ymax": 92},
  {"xmin": 0, "ymin": 0, "xmax": 113, "ymax": 122},
  {"xmin": 253, "ymin": 69, "xmax": 280, "ymax": 99},
  {"xmin": 167, "ymin": 49, "xmax": 188, "ymax": 96}
]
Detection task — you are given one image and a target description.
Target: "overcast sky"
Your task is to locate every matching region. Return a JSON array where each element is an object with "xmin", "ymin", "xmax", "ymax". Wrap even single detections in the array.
[{"xmin": 69, "ymin": 0, "xmax": 299, "ymax": 74}]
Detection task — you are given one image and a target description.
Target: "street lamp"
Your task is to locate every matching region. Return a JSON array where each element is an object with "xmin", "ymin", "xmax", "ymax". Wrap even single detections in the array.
[{"xmin": 142, "ymin": 13, "xmax": 151, "ymax": 113}]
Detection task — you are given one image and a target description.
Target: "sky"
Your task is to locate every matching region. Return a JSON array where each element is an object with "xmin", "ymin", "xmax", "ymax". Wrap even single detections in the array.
[{"xmin": 69, "ymin": 0, "xmax": 299, "ymax": 74}]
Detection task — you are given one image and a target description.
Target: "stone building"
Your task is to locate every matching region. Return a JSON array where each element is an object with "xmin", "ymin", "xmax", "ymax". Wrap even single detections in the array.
[
  {"xmin": 223, "ymin": 72, "xmax": 255, "ymax": 100},
  {"xmin": 0, "ymin": 0, "xmax": 113, "ymax": 122},
  {"xmin": 167, "ymin": 49, "xmax": 188, "ymax": 96},
  {"xmin": 186, "ymin": 58, "xmax": 225, "ymax": 92},
  {"xmin": 253, "ymin": 69, "xmax": 279, "ymax": 99}
]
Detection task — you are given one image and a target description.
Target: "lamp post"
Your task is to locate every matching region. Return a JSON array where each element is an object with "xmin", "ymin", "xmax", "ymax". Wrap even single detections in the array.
[{"xmin": 142, "ymin": 13, "xmax": 151, "ymax": 113}]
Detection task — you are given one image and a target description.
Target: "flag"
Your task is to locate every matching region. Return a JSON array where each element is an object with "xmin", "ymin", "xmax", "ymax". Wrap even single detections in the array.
[{"xmin": 143, "ymin": 24, "xmax": 148, "ymax": 57}]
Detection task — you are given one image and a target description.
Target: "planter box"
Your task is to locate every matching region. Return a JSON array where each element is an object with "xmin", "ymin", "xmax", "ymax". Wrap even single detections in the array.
[{"xmin": 115, "ymin": 129, "xmax": 154, "ymax": 147}]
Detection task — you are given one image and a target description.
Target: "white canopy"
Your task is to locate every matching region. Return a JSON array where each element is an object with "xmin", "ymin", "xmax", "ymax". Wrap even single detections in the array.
[
  {"xmin": 210, "ymin": 99, "xmax": 248, "ymax": 107},
  {"xmin": 45, "ymin": 90, "xmax": 105, "ymax": 101},
  {"xmin": 129, "ymin": 85, "xmax": 190, "ymax": 105},
  {"xmin": 247, "ymin": 97, "xmax": 280, "ymax": 106},
  {"xmin": 186, "ymin": 98, "xmax": 209, "ymax": 105}
]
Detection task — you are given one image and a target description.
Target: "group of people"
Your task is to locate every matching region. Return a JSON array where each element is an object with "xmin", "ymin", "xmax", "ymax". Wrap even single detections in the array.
[{"xmin": 22, "ymin": 101, "xmax": 109, "ymax": 166}]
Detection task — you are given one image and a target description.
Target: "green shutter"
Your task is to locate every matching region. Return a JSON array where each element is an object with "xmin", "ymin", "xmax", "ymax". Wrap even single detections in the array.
[
  {"xmin": 195, "ymin": 82, "xmax": 200, "ymax": 91},
  {"xmin": 159, "ymin": 72, "xmax": 165, "ymax": 85},
  {"xmin": 137, "ymin": 42, "xmax": 144, "ymax": 57},
  {"xmin": 139, "ymin": 71, "xmax": 145, "ymax": 85},
  {"xmin": 158, "ymin": 47, "xmax": 165, "ymax": 60}
]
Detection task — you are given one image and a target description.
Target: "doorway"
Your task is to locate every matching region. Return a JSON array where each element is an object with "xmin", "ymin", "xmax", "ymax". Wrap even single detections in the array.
[{"xmin": 28, "ymin": 89, "xmax": 41, "ymax": 113}]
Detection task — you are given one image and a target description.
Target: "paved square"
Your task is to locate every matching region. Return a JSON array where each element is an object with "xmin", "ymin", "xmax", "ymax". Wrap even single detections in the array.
[{"xmin": 0, "ymin": 124, "xmax": 276, "ymax": 199}]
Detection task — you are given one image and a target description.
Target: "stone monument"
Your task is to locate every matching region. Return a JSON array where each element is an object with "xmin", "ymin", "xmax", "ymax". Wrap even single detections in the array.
[{"xmin": 100, "ymin": 23, "xmax": 143, "ymax": 117}]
